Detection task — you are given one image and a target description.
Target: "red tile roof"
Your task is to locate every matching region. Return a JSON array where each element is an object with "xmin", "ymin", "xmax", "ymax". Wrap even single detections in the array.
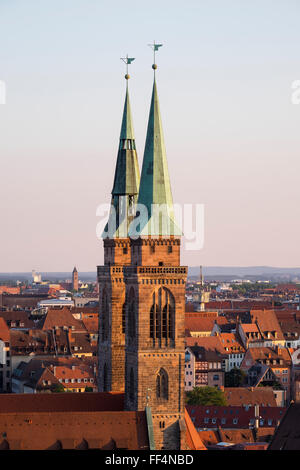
[
  {"xmin": 0, "ymin": 317, "xmax": 10, "ymax": 343},
  {"xmin": 0, "ymin": 409, "xmax": 148, "ymax": 450},
  {"xmin": 185, "ymin": 335, "xmax": 226, "ymax": 354},
  {"xmin": 184, "ymin": 409, "xmax": 206, "ymax": 450},
  {"xmin": 41, "ymin": 308, "xmax": 87, "ymax": 331},
  {"xmin": 224, "ymin": 387, "xmax": 278, "ymax": 407},
  {"xmin": 185, "ymin": 316, "xmax": 228, "ymax": 334},
  {"xmin": 0, "ymin": 392, "xmax": 124, "ymax": 413}
]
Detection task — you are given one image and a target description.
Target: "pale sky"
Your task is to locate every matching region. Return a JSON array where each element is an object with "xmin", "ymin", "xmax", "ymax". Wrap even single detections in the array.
[{"xmin": 0, "ymin": 0, "xmax": 300, "ymax": 272}]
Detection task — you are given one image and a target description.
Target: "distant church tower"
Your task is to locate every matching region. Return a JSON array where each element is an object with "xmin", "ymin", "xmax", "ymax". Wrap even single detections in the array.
[
  {"xmin": 97, "ymin": 58, "xmax": 140, "ymax": 393},
  {"xmin": 72, "ymin": 267, "xmax": 78, "ymax": 291},
  {"xmin": 123, "ymin": 47, "xmax": 187, "ymax": 450}
]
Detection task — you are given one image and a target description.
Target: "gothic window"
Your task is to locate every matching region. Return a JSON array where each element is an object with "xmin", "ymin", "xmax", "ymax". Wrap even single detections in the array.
[
  {"xmin": 101, "ymin": 289, "xmax": 109, "ymax": 342},
  {"xmin": 150, "ymin": 288, "xmax": 175, "ymax": 346},
  {"xmin": 156, "ymin": 368, "xmax": 168, "ymax": 400}
]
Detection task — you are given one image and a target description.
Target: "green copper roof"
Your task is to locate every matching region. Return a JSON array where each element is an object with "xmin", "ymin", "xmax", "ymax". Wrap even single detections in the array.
[
  {"xmin": 120, "ymin": 84, "xmax": 135, "ymax": 140},
  {"xmin": 145, "ymin": 406, "xmax": 156, "ymax": 450},
  {"xmin": 112, "ymin": 85, "xmax": 140, "ymax": 196},
  {"xmin": 129, "ymin": 79, "xmax": 181, "ymax": 237},
  {"xmin": 102, "ymin": 84, "xmax": 140, "ymax": 239}
]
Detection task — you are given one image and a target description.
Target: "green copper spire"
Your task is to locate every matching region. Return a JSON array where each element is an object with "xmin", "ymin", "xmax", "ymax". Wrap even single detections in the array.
[
  {"xmin": 119, "ymin": 83, "xmax": 135, "ymax": 141},
  {"xmin": 129, "ymin": 77, "xmax": 181, "ymax": 237},
  {"xmin": 112, "ymin": 84, "xmax": 139, "ymax": 196},
  {"xmin": 102, "ymin": 62, "xmax": 140, "ymax": 239}
]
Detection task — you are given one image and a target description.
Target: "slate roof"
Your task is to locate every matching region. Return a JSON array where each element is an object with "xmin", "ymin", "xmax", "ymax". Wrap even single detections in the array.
[
  {"xmin": 187, "ymin": 404, "xmax": 284, "ymax": 430},
  {"xmin": 268, "ymin": 402, "xmax": 300, "ymax": 450}
]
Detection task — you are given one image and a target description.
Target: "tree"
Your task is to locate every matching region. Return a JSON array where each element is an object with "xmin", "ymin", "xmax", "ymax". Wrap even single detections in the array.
[
  {"xmin": 51, "ymin": 383, "xmax": 65, "ymax": 393},
  {"xmin": 258, "ymin": 380, "xmax": 283, "ymax": 390},
  {"xmin": 186, "ymin": 386, "xmax": 227, "ymax": 406},
  {"xmin": 225, "ymin": 367, "xmax": 247, "ymax": 387}
]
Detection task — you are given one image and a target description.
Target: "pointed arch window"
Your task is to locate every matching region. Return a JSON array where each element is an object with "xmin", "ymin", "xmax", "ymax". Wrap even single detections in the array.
[
  {"xmin": 150, "ymin": 287, "xmax": 175, "ymax": 347},
  {"xmin": 156, "ymin": 368, "xmax": 168, "ymax": 400}
]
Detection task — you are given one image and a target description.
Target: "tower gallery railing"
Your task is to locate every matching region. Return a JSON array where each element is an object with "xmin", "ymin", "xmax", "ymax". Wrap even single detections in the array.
[{"xmin": 97, "ymin": 266, "xmax": 188, "ymax": 276}]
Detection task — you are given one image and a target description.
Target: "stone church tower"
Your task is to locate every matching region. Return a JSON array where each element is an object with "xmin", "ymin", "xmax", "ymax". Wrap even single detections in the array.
[
  {"xmin": 97, "ymin": 71, "xmax": 140, "ymax": 392},
  {"xmin": 123, "ymin": 66, "xmax": 187, "ymax": 449},
  {"xmin": 72, "ymin": 266, "xmax": 78, "ymax": 291},
  {"xmin": 98, "ymin": 54, "xmax": 187, "ymax": 449}
]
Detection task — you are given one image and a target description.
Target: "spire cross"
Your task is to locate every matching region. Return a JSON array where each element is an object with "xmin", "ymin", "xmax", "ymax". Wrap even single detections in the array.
[
  {"xmin": 148, "ymin": 40, "xmax": 163, "ymax": 73},
  {"xmin": 120, "ymin": 54, "xmax": 135, "ymax": 80}
]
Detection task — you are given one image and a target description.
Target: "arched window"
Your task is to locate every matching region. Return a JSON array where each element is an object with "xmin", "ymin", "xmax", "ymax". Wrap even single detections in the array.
[
  {"xmin": 101, "ymin": 289, "xmax": 109, "ymax": 342},
  {"xmin": 150, "ymin": 288, "xmax": 175, "ymax": 346},
  {"xmin": 156, "ymin": 368, "xmax": 168, "ymax": 400}
]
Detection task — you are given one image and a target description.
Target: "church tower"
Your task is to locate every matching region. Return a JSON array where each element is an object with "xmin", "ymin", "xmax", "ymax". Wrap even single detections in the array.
[
  {"xmin": 123, "ymin": 45, "xmax": 187, "ymax": 450},
  {"xmin": 98, "ymin": 58, "xmax": 140, "ymax": 392},
  {"xmin": 72, "ymin": 267, "xmax": 78, "ymax": 291}
]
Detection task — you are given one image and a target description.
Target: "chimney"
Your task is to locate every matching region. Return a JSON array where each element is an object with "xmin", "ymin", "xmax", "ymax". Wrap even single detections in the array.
[
  {"xmin": 254, "ymin": 404, "xmax": 260, "ymax": 431},
  {"xmin": 68, "ymin": 330, "xmax": 75, "ymax": 344}
]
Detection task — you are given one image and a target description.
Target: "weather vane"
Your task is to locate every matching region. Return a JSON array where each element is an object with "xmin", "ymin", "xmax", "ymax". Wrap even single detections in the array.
[
  {"xmin": 120, "ymin": 54, "xmax": 135, "ymax": 80},
  {"xmin": 148, "ymin": 40, "xmax": 163, "ymax": 72}
]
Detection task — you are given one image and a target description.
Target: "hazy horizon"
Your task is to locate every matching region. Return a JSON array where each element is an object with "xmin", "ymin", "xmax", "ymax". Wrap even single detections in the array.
[{"xmin": 1, "ymin": 0, "xmax": 300, "ymax": 271}]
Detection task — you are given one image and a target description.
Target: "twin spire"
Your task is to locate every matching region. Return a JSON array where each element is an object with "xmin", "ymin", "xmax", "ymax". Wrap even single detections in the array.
[{"xmin": 103, "ymin": 45, "xmax": 180, "ymax": 240}]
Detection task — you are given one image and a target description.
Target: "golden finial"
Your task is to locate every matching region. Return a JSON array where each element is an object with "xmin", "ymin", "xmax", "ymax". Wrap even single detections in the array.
[
  {"xmin": 148, "ymin": 41, "xmax": 163, "ymax": 73},
  {"xmin": 120, "ymin": 54, "xmax": 135, "ymax": 80}
]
